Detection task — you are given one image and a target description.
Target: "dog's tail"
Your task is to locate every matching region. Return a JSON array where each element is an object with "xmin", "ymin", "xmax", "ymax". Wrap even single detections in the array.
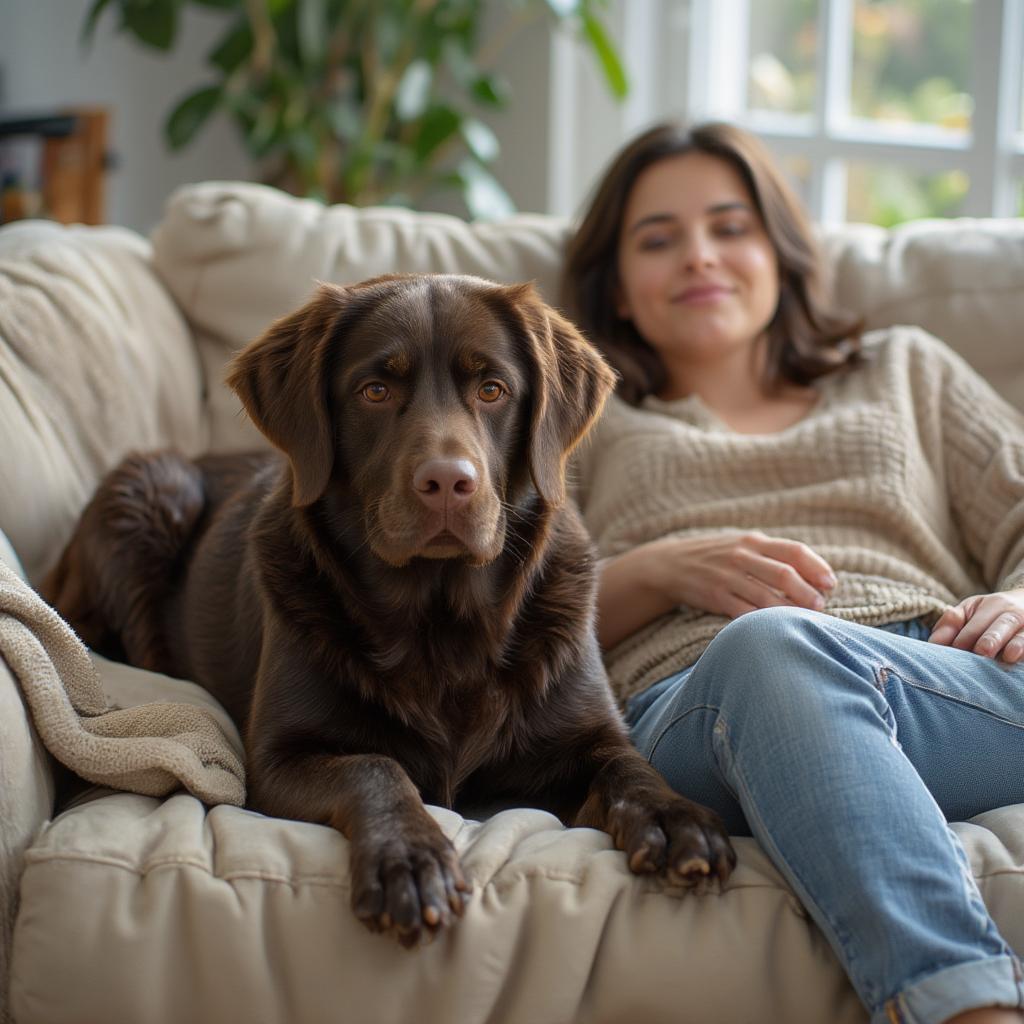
[{"xmin": 42, "ymin": 451, "xmax": 205, "ymax": 673}]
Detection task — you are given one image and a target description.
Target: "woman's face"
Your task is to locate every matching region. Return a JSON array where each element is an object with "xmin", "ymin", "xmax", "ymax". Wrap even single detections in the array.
[{"xmin": 615, "ymin": 152, "xmax": 780, "ymax": 385}]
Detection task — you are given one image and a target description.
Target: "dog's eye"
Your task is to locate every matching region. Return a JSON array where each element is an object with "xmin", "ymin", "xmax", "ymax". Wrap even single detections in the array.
[
  {"xmin": 477, "ymin": 381, "xmax": 505, "ymax": 403},
  {"xmin": 361, "ymin": 383, "xmax": 390, "ymax": 403}
]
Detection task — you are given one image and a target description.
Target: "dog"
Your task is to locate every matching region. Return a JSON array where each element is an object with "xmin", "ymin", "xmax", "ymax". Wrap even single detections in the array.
[{"xmin": 45, "ymin": 273, "xmax": 735, "ymax": 946}]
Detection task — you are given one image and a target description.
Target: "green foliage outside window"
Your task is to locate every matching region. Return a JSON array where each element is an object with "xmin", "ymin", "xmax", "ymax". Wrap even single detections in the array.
[{"xmin": 748, "ymin": 0, "xmax": 983, "ymax": 225}]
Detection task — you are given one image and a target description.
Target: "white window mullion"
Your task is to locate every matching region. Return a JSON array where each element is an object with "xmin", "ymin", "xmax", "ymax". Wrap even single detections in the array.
[
  {"xmin": 820, "ymin": 0, "xmax": 853, "ymax": 134},
  {"xmin": 687, "ymin": 0, "xmax": 749, "ymax": 121},
  {"xmin": 621, "ymin": 0, "xmax": 661, "ymax": 135},
  {"xmin": 966, "ymin": 0, "xmax": 1005, "ymax": 215},
  {"xmin": 992, "ymin": 0, "xmax": 1024, "ymax": 214},
  {"xmin": 814, "ymin": 0, "xmax": 854, "ymax": 222}
]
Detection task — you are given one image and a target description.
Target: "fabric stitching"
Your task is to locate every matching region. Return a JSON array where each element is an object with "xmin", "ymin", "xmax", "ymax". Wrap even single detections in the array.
[
  {"xmin": 880, "ymin": 670, "xmax": 1024, "ymax": 732},
  {"xmin": 712, "ymin": 712, "xmax": 880, "ymax": 1008}
]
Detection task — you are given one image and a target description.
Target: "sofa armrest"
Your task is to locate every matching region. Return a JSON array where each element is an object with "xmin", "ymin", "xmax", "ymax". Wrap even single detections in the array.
[
  {"xmin": 0, "ymin": 219, "xmax": 209, "ymax": 584},
  {"xmin": 0, "ymin": 531, "xmax": 55, "ymax": 1024}
]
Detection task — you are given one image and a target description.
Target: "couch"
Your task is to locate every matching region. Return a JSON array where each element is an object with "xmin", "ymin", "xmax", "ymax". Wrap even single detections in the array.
[{"xmin": 1, "ymin": 182, "xmax": 1023, "ymax": 1024}]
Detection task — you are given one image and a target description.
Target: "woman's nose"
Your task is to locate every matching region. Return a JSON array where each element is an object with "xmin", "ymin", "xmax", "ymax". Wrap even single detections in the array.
[{"xmin": 680, "ymin": 232, "xmax": 717, "ymax": 271}]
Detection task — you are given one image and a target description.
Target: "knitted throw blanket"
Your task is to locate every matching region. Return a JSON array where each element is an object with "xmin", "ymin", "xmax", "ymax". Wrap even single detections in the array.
[
  {"xmin": 0, "ymin": 560, "xmax": 245, "ymax": 807},
  {"xmin": 576, "ymin": 327, "xmax": 1024, "ymax": 703}
]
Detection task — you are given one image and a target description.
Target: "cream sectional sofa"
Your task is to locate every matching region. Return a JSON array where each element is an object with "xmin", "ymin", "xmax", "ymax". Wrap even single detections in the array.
[{"xmin": 1, "ymin": 182, "xmax": 1023, "ymax": 1024}]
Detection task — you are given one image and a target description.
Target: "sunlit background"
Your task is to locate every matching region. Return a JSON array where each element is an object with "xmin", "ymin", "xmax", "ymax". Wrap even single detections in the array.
[{"xmin": 0, "ymin": 0, "xmax": 1021, "ymax": 230}]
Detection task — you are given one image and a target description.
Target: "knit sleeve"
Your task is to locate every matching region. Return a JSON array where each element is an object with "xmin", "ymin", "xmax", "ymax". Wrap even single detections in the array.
[{"xmin": 923, "ymin": 331, "xmax": 1024, "ymax": 591}]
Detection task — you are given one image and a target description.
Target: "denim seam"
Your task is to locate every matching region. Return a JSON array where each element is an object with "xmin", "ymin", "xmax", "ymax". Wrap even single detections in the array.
[
  {"xmin": 879, "ymin": 668, "xmax": 1024, "ymax": 731},
  {"xmin": 709, "ymin": 712, "xmax": 879, "ymax": 1008},
  {"xmin": 647, "ymin": 702, "xmax": 721, "ymax": 761}
]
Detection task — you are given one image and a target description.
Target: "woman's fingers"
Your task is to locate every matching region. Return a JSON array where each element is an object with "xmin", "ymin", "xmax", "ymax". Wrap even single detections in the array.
[
  {"xmin": 927, "ymin": 602, "xmax": 971, "ymax": 647},
  {"xmin": 929, "ymin": 594, "xmax": 1024, "ymax": 661},
  {"xmin": 736, "ymin": 550, "xmax": 828, "ymax": 610},
  {"xmin": 756, "ymin": 536, "xmax": 837, "ymax": 592}
]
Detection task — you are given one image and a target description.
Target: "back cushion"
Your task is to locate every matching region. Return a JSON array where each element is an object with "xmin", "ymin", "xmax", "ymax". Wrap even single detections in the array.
[
  {"xmin": 151, "ymin": 183, "xmax": 1024, "ymax": 458},
  {"xmin": 0, "ymin": 222, "xmax": 207, "ymax": 582},
  {"xmin": 823, "ymin": 218, "xmax": 1024, "ymax": 411},
  {"xmin": 151, "ymin": 182, "xmax": 570, "ymax": 451}
]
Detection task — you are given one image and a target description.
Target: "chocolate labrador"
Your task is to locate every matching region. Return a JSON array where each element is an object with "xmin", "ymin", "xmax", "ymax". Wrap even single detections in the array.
[{"xmin": 45, "ymin": 273, "xmax": 735, "ymax": 946}]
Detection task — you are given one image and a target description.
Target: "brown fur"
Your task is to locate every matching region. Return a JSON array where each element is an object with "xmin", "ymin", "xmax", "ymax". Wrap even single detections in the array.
[{"xmin": 45, "ymin": 274, "xmax": 734, "ymax": 946}]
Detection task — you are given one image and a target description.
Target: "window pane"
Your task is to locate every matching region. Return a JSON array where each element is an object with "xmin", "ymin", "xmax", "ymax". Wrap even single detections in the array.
[
  {"xmin": 748, "ymin": 0, "xmax": 819, "ymax": 114},
  {"xmin": 851, "ymin": 0, "xmax": 973, "ymax": 131},
  {"xmin": 846, "ymin": 163, "xmax": 969, "ymax": 225}
]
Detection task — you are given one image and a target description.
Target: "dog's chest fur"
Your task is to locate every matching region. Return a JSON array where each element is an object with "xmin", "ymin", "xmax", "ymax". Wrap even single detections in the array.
[{"xmin": 347, "ymin": 600, "xmax": 550, "ymax": 808}]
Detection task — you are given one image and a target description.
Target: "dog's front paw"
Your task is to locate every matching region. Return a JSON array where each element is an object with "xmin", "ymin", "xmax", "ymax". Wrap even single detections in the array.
[
  {"xmin": 608, "ymin": 793, "xmax": 736, "ymax": 888},
  {"xmin": 349, "ymin": 818, "xmax": 470, "ymax": 947}
]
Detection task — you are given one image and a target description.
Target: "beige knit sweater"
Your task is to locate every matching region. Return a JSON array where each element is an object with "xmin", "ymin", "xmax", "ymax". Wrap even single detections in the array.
[{"xmin": 575, "ymin": 326, "xmax": 1024, "ymax": 703}]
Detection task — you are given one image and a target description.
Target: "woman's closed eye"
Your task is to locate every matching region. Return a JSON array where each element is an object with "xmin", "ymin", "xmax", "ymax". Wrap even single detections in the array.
[
  {"xmin": 636, "ymin": 233, "xmax": 675, "ymax": 252},
  {"xmin": 712, "ymin": 218, "xmax": 751, "ymax": 238}
]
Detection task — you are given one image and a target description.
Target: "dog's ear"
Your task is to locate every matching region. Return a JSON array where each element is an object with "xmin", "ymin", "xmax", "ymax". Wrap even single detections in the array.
[
  {"xmin": 226, "ymin": 283, "xmax": 345, "ymax": 508},
  {"xmin": 503, "ymin": 283, "xmax": 618, "ymax": 506}
]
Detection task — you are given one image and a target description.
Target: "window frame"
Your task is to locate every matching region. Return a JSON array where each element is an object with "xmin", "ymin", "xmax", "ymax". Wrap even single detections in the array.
[{"xmin": 685, "ymin": 0, "xmax": 1024, "ymax": 222}]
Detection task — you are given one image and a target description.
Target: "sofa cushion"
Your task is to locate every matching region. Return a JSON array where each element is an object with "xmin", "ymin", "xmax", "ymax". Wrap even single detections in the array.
[
  {"xmin": 151, "ymin": 185, "xmax": 1024, "ymax": 457},
  {"xmin": 0, "ymin": 220, "xmax": 208, "ymax": 583},
  {"xmin": 150, "ymin": 182, "xmax": 569, "ymax": 452},
  {"xmin": 824, "ymin": 218, "xmax": 1024, "ymax": 411},
  {"xmin": 10, "ymin": 780, "xmax": 1024, "ymax": 1024}
]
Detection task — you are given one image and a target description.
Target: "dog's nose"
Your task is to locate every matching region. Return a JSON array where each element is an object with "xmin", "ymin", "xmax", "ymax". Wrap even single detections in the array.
[{"xmin": 413, "ymin": 458, "xmax": 479, "ymax": 510}]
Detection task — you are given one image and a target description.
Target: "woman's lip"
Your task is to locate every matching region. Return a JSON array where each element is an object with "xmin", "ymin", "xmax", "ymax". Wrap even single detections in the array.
[{"xmin": 674, "ymin": 285, "xmax": 732, "ymax": 303}]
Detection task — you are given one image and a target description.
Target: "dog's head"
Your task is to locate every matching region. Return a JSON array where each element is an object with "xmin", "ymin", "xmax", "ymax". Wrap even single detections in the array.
[{"xmin": 226, "ymin": 273, "xmax": 616, "ymax": 567}]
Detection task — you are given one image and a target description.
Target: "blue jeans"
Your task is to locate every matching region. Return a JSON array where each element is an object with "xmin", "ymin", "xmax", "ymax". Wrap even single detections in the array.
[{"xmin": 625, "ymin": 607, "xmax": 1024, "ymax": 1024}]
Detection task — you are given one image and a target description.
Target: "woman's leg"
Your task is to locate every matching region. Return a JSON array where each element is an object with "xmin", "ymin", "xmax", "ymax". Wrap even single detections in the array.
[{"xmin": 627, "ymin": 606, "xmax": 1024, "ymax": 1024}]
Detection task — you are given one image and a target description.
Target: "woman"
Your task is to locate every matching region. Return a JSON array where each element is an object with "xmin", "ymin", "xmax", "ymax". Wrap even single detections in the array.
[{"xmin": 562, "ymin": 121, "xmax": 1024, "ymax": 1024}]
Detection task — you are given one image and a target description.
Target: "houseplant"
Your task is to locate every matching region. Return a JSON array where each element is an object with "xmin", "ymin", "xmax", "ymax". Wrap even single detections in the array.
[{"xmin": 82, "ymin": 0, "xmax": 627, "ymax": 218}]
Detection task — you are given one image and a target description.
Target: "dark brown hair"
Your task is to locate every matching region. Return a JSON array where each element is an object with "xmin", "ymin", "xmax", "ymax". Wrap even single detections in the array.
[{"xmin": 561, "ymin": 121, "xmax": 863, "ymax": 404}]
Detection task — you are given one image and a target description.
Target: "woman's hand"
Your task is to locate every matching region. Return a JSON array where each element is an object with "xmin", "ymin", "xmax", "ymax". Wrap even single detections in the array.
[
  {"xmin": 596, "ymin": 531, "xmax": 836, "ymax": 650},
  {"xmin": 928, "ymin": 588, "xmax": 1024, "ymax": 663},
  {"xmin": 647, "ymin": 531, "xmax": 837, "ymax": 620}
]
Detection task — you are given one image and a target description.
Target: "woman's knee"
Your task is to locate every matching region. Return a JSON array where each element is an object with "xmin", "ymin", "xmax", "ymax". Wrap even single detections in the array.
[
  {"xmin": 693, "ymin": 607, "xmax": 872, "ymax": 711},
  {"xmin": 706, "ymin": 606, "xmax": 832, "ymax": 664}
]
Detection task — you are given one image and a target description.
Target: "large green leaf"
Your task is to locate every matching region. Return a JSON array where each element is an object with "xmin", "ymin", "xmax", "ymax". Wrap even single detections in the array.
[
  {"xmin": 165, "ymin": 84, "xmax": 222, "ymax": 149},
  {"xmin": 414, "ymin": 105, "xmax": 461, "ymax": 162},
  {"xmin": 123, "ymin": 0, "xmax": 181, "ymax": 50},
  {"xmin": 191, "ymin": 0, "xmax": 240, "ymax": 8},
  {"xmin": 471, "ymin": 73, "xmax": 509, "ymax": 108},
  {"xmin": 581, "ymin": 9, "xmax": 628, "ymax": 98},
  {"xmin": 80, "ymin": 0, "xmax": 115, "ymax": 46},
  {"xmin": 207, "ymin": 18, "xmax": 252, "ymax": 74},
  {"xmin": 243, "ymin": 103, "xmax": 285, "ymax": 158}
]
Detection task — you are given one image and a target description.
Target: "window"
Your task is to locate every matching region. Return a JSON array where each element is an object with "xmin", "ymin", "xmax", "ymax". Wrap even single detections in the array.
[{"xmin": 686, "ymin": 0, "xmax": 1024, "ymax": 224}]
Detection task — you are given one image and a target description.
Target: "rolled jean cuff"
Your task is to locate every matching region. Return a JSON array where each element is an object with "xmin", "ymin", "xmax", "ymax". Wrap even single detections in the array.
[{"xmin": 875, "ymin": 954, "xmax": 1024, "ymax": 1024}]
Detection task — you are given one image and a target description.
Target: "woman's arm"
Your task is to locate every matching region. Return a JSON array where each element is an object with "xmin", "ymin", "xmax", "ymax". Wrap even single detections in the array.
[{"xmin": 596, "ymin": 532, "xmax": 837, "ymax": 650}]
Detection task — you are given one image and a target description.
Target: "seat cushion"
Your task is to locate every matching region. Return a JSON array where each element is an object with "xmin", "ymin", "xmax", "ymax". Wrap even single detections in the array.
[
  {"xmin": 12, "ymin": 791, "xmax": 861, "ymax": 1024},
  {"xmin": 11, "ymin": 679, "xmax": 1024, "ymax": 1024}
]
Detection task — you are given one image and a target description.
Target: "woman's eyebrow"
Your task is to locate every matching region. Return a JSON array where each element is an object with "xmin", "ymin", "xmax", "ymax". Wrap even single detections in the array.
[
  {"xmin": 628, "ymin": 201, "xmax": 751, "ymax": 235},
  {"xmin": 707, "ymin": 201, "xmax": 750, "ymax": 215}
]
